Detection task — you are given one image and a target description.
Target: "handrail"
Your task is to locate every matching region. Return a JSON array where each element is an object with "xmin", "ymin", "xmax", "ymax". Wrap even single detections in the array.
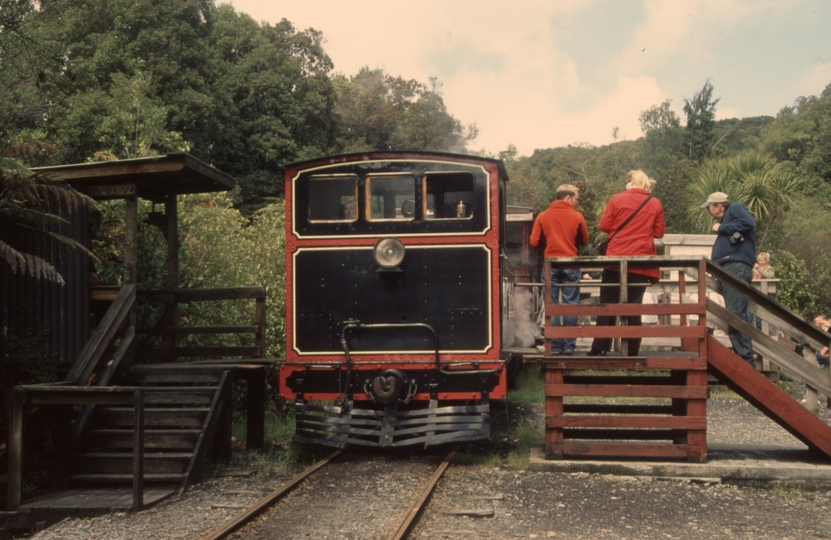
[
  {"xmin": 707, "ymin": 300, "xmax": 831, "ymax": 396},
  {"xmin": 540, "ymin": 256, "xmax": 829, "ymax": 351},
  {"xmin": 538, "ymin": 257, "xmax": 709, "ymax": 358},
  {"xmin": 180, "ymin": 370, "xmax": 233, "ymax": 495},
  {"xmin": 135, "ymin": 286, "xmax": 266, "ymax": 361},
  {"xmin": 64, "ymin": 284, "xmax": 136, "ymax": 385},
  {"xmin": 703, "ymin": 260, "xmax": 831, "ymax": 351},
  {"xmin": 701, "ymin": 259, "xmax": 831, "ymax": 410}
]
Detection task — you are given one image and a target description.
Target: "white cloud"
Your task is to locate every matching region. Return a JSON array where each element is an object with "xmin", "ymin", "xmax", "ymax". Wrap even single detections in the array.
[
  {"xmin": 462, "ymin": 74, "xmax": 666, "ymax": 154},
  {"xmin": 791, "ymin": 59, "xmax": 831, "ymax": 102},
  {"xmin": 609, "ymin": 0, "xmax": 815, "ymax": 76},
  {"xmin": 716, "ymin": 107, "xmax": 742, "ymax": 120},
  {"xmin": 226, "ymin": 0, "xmax": 831, "ymax": 156}
]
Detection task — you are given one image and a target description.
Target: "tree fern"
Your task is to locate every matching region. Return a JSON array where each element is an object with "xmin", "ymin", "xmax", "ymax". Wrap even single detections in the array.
[{"xmin": 0, "ymin": 157, "xmax": 99, "ymax": 284}]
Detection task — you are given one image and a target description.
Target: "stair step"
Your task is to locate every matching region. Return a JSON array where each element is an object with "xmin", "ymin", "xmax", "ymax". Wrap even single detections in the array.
[
  {"xmin": 139, "ymin": 387, "xmax": 218, "ymax": 406},
  {"xmin": 74, "ymin": 452, "xmax": 192, "ymax": 475},
  {"xmin": 86, "ymin": 429, "xmax": 201, "ymax": 451},
  {"xmin": 70, "ymin": 473, "xmax": 187, "ymax": 484},
  {"xmin": 97, "ymin": 407, "xmax": 209, "ymax": 428},
  {"xmin": 126, "ymin": 365, "xmax": 231, "ymax": 386}
]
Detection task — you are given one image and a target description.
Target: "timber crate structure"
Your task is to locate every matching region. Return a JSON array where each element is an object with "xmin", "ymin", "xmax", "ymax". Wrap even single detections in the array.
[{"xmin": 540, "ymin": 257, "xmax": 709, "ymax": 462}]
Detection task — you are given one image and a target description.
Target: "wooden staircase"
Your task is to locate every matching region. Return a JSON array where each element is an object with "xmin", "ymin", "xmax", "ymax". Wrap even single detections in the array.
[
  {"xmin": 707, "ymin": 335, "xmax": 831, "ymax": 457},
  {"xmin": 537, "ymin": 257, "xmax": 831, "ymax": 463},
  {"xmin": 69, "ymin": 365, "xmax": 233, "ymax": 495}
]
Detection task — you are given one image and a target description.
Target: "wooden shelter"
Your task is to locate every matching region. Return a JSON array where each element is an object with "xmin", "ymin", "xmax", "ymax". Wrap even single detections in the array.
[
  {"xmin": 34, "ymin": 153, "xmax": 234, "ymax": 289},
  {"xmin": 3, "ymin": 154, "xmax": 271, "ymax": 530}
]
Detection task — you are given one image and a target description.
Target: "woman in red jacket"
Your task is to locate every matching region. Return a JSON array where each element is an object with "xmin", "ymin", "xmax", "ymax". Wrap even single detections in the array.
[{"xmin": 588, "ymin": 170, "xmax": 666, "ymax": 356}]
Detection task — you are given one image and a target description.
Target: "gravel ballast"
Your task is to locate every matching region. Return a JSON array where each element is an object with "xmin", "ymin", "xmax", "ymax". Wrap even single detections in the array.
[{"xmin": 29, "ymin": 391, "xmax": 831, "ymax": 540}]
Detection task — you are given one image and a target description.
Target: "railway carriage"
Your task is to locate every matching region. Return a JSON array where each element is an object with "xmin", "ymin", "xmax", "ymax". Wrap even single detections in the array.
[{"xmin": 280, "ymin": 151, "xmax": 534, "ymax": 447}]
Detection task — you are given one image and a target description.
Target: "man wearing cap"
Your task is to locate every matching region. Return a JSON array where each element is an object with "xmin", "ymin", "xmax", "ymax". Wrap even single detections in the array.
[
  {"xmin": 530, "ymin": 184, "xmax": 589, "ymax": 354},
  {"xmin": 701, "ymin": 192, "xmax": 757, "ymax": 365}
]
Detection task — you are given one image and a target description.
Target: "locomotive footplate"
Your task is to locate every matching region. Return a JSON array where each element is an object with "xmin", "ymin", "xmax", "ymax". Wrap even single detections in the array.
[
  {"xmin": 293, "ymin": 395, "xmax": 490, "ymax": 448},
  {"xmin": 286, "ymin": 367, "xmax": 501, "ymax": 396}
]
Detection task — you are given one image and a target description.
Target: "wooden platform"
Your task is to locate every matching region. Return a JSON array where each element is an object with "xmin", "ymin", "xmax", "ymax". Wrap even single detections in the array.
[
  {"xmin": 21, "ymin": 488, "xmax": 175, "ymax": 513},
  {"xmin": 0, "ymin": 488, "xmax": 176, "ymax": 530}
]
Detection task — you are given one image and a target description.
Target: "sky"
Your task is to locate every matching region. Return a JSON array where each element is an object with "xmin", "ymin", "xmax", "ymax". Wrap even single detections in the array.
[{"xmin": 225, "ymin": 0, "xmax": 831, "ymax": 157}]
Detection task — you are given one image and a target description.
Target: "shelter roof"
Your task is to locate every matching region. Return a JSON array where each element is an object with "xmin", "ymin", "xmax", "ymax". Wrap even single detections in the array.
[{"xmin": 32, "ymin": 153, "xmax": 235, "ymax": 203}]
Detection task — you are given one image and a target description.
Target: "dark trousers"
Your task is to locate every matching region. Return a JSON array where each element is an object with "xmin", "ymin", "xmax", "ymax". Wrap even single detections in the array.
[
  {"xmin": 719, "ymin": 261, "xmax": 754, "ymax": 363},
  {"xmin": 590, "ymin": 269, "xmax": 651, "ymax": 356}
]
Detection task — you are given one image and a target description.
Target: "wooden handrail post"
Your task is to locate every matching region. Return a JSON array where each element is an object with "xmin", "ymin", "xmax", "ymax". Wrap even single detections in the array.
[
  {"xmin": 544, "ymin": 260, "xmax": 552, "ymax": 356},
  {"xmin": 255, "ymin": 295, "xmax": 266, "ymax": 358},
  {"xmin": 7, "ymin": 389, "xmax": 24, "ymax": 511},
  {"xmin": 132, "ymin": 389, "xmax": 145, "ymax": 512},
  {"xmin": 619, "ymin": 260, "xmax": 628, "ymax": 356}
]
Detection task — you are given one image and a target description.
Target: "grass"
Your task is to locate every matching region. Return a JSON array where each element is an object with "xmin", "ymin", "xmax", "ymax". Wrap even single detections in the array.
[
  {"xmin": 506, "ymin": 425, "xmax": 545, "ymax": 470},
  {"xmin": 507, "ymin": 364, "xmax": 544, "ymax": 405},
  {"xmin": 232, "ymin": 409, "xmax": 296, "ymax": 448},
  {"xmin": 227, "ymin": 443, "xmax": 302, "ymax": 475},
  {"xmin": 226, "ymin": 408, "xmax": 301, "ymax": 474},
  {"xmin": 454, "ymin": 448, "xmax": 503, "ymax": 468}
]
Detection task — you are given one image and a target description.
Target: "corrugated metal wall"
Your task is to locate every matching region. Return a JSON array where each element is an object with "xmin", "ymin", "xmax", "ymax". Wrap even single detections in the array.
[{"xmin": 1, "ymin": 206, "xmax": 91, "ymax": 368}]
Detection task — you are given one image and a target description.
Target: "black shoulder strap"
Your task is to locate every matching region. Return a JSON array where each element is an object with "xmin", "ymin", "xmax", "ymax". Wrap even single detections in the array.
[{"xmin": 607, "ymin": 195, "xmax": 652, "ymax": 242}]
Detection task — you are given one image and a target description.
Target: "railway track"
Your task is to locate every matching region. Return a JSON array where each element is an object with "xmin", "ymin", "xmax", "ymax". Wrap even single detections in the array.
[{"xmin": 200, "ymin": 445, "xmax": 458, "ymax": 540}]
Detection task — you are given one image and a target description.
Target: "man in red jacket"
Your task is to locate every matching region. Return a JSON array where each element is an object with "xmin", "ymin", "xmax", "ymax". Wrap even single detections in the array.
[{"xmin": 530, "ymin": 184, "xmax": 589, "ymax": 354}]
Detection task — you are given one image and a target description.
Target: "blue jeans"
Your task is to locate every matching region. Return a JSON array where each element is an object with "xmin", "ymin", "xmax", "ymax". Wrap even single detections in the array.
[
  {"xmin": 719, "ymin": 261, "xmax": 754, "ymax": 363},
  {"xmin": 546, "ymin": 267, "xmax": 581, "ymax": 353}
]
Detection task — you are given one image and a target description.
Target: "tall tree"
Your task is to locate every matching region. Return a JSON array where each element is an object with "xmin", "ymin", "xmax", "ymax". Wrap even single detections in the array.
[
  {"xmin": 36, "ymin": 2, "xmax": 339, "ymax": 209},
  {"xmin": 0, "ymin": 0, "xmax": 65, "ymax": 164},
  {"xmin": 762, "ymin": 83, "xmax": 831, "ymax": 187},
  {"xmin": 333, "ymin": 69, "xmax": 475, "ymax": 153},
  {"xmin": 683, "ymin": 80, "xmax": 720, "ymax": 162},
  {"xmin": 639, "ymin": 100, "xmax": 684, "ymax": 169},
  {"xmin": 40, "ymin": 0, "xmax": 216, "ymax": 163}
]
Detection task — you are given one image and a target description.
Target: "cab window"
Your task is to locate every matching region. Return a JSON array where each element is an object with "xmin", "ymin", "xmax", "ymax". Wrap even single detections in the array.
[
  {"xmin": 423, "ymin": 172, "xmax": 474, "ymax": 220},
  {"xmin": 308, "ymin": 175, "xmax": 358, "ymax": 222},
  {"xmin": 366, "ymin": 175, "xmax": 416, "ymax": 221}
]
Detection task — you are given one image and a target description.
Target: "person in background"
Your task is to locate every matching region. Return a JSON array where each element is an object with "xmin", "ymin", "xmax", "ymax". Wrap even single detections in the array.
[
  {"xmin": 753, "ymin": 252, "xmax": 774, "ymax": 280},
  {"xmin": 530, "ymin": 184, "xmax": 589, "ymax": 355},
  {"xmin": 700, "ymin": 191, "xmax": 757, "ymax": 366},
  {"xmin": 588, "ymin": 170, "xmax": 665, "ymax": 357},
  {"xmin": 814, "ymin": 314, "xmax": 831, "ymax": 367},
  {"xmin": 751, "ymin": 252, "xmax": 775, "ymax": 331}
]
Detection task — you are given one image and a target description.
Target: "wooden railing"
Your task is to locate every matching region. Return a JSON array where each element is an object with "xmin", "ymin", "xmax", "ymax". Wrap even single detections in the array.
[
  {"xmin": 539, "ymin": 257, "xmax": 709, "ymax": 461},
  {"xmin": 66, "ymin": 284, "xmax": 136, "ymax": 386},
  {"xmin": 540, "ymin": 257, "xmax": 708, "ymax": 352},
  {"xmin": 701, "ymin": 261, "xmax": 831, "ymax": 412},
  {"xmin": 135, "ymin": 287, "xmax": 266, "ymax": 361},
  {"xmin": 539, "ymin": 256, "xmax": 831, "ymax": 409}
]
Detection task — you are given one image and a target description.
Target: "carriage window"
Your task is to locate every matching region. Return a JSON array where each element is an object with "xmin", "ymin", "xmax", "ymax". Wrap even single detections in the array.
[
  {"xmin": 423, "ymin": 172, "xmax": 475, "ymax": 219},
  {"xmin": 308, "ymin": 175, "xmax": 358, "ymax": 222},
  {"xmin": 366, "ymin": 175, "xmax": 416, "ymax": 221}
]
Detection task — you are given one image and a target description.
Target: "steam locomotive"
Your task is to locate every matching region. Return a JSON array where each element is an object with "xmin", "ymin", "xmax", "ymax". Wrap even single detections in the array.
[{"xmin": 279, "ymin": 151, "xmax": 537, "ymax": 447}]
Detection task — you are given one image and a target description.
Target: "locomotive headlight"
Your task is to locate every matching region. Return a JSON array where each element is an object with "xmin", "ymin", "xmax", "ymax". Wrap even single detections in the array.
[{"xmin": 374, "ymin": 237, "xmax": 405, "ymax": 269}]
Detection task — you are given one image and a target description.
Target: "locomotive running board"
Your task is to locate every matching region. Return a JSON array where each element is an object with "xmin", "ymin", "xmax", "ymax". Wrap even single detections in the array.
[{"xmin": 293, "ymin": 399, "xmax": 490, "ymax": 448}]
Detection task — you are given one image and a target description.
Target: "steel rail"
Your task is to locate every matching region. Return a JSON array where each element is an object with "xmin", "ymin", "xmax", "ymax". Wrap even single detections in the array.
[
  {"xmin": 385, "ymin": 444, "xmax": 459, "ymax": 540},
  {"xmin": 199, "ymin": 449, "xmax": 341, "ymax": 540}
]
